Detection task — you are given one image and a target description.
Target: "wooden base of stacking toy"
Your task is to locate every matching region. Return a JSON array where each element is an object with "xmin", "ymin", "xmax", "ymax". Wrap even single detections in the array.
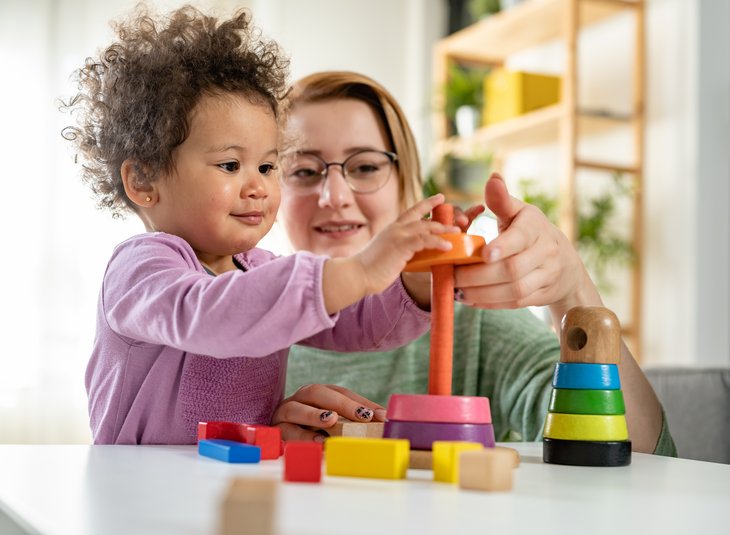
[{"xmin": 543, "ymin": 438, "xmax": 631, "ymax": 467}]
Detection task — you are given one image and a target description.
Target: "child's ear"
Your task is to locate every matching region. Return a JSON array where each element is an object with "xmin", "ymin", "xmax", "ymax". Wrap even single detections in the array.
[{"xmin": 121, "ymin": 159, "xmax": 157, "ymax": 207}]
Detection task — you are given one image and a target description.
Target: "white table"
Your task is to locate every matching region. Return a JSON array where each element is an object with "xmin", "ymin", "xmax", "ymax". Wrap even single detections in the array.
[{"xmin": 0, "ymin": 443, "xmax": 728, "ymax": 535}]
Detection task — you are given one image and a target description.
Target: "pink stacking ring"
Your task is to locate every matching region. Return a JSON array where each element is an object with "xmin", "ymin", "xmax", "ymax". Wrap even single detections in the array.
[{"xmin": 386, "ymin": 394, "xmax": 491, "ymax": 424}]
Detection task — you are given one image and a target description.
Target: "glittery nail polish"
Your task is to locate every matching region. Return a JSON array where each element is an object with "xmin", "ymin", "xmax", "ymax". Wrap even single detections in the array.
[
  {"xmin": 320, "ymin": 410, "xmax": 333, "ymax": 422},
  {"xmin": 454, "ymin": 288, "xmax": 465, "ymax": 302}
]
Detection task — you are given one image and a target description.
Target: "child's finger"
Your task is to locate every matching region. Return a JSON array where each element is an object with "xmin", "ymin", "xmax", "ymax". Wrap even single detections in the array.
[
  {"xmin": 398, "ymin": 193, "xmax": 445, "ymax": 223},
  {"xmin": 324, "ymin": 384, "xmax": 387, "ymax": 420}
]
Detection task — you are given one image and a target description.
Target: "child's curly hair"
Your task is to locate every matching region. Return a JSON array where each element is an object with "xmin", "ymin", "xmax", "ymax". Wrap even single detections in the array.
[{"xmin": 62, "ymin": 4, "xmax": 289, "ymax": 218}]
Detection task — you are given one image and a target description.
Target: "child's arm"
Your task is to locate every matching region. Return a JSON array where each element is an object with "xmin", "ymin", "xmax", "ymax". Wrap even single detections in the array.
[{"xmin": 321, "ymin": 194, "xmax": 458, "ymax": 314}]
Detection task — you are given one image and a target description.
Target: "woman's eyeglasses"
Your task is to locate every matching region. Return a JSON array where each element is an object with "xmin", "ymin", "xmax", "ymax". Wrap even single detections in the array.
[{"xmin": 281, "ymin": 149, "xmax": 397, "ymax": 195}]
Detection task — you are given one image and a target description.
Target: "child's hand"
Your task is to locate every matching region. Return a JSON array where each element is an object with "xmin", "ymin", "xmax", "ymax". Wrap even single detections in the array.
[
  {"xmin": 271, "ymin": 384, "xmax": 386, "ymax": 442},
  {"xmin": 354, "ymin": 194, "xmax": 460, "ymax": 296}
]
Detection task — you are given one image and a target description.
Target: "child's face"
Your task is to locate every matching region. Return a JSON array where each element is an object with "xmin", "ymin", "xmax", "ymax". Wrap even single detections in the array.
[{"xmin": 150, "ymin": 93, "xmax": 280, "ymax": 262}]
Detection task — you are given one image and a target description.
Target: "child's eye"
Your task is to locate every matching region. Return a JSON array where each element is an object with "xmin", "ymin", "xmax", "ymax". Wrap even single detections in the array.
[
  {"xmin": 218, "ymin": 161, "xmax": 240, "ymax": 173},
  {"xmin": 258, "ymin": 163, "xmax": 277, "ymax": 176}
]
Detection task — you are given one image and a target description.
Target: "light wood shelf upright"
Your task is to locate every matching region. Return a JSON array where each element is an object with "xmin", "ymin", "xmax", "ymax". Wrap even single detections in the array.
[{"xmin": 433, "ymin": 0, "xmax": 646, "ymax": 359}]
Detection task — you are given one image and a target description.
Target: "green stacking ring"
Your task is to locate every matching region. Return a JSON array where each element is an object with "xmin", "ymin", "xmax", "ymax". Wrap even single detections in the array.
[{"xmin": 549, "ymin": 389, "xmax": 625, "ymax": 415}]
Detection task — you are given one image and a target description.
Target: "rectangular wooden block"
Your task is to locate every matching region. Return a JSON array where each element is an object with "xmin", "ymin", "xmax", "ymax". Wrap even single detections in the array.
[
  {"xmin": 325, "ymin": 418, "xmax": 384, "ymax": 438},
  {"xmin": 219, "ymin": 478, "xmax": 277, "ymax": 535},
  {"xmin": 199, "ymin": 421, "xmax": 247, "ymax": 442},
  {"xmin": 432, "ymin": 441, "xmax": 484, "ymax": 483},
  {"xmin": 458, "ymin": 448, "xmax": 514, "ymax": 491},
  {"xmin": 199, "ymin": 439, "xmax": 261, "ymax": 464},
  {"xmin": 409, "ymin": 449, "xmax": 433, "ymax": 470},
  {"xmin": 325, "ymin": 437, "xmax": 410, "ymax": 479}
]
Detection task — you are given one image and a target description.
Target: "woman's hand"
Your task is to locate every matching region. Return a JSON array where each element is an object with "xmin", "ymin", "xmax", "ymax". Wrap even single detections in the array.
[
  {"xmin": 454, "ymin": 173, "xmax": 599, "ymax": 327},
  {"xmin": 271, "ymin": 384, "xmax": 386, "ymax": 442}
]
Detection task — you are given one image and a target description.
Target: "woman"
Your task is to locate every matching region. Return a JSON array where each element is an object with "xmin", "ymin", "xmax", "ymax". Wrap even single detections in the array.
[{"xmin": 272, "ymin": 71, "xmax": 675, "ymax": 455}]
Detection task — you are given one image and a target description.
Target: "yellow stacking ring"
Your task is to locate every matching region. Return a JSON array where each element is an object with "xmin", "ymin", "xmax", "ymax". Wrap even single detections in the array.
[{"xmin": 543, "ymin": 413, "xmax": 629, "ymax": 441}]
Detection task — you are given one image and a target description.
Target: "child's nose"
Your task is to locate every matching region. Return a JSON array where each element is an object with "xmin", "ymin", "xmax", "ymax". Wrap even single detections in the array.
[
  {"xmin": 243, "ymin": 172, "xmax": 267, "ymax": 198},
  {"xmin": 318, "ymin": 168, "xmax": 353, "ymax": 209}
]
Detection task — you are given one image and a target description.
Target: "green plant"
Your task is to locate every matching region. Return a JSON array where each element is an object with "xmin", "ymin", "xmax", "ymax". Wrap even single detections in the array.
[
  {"xmin": 442, "ymin": 63, "xmax": 490, "ymax": 123},
  {"xmin": 467, "ymin": 0, "xmax": 501, "ymax": 21},
  {"xmin": 517, "ymin": 174, "xmax": 635, "ymax": 292}
]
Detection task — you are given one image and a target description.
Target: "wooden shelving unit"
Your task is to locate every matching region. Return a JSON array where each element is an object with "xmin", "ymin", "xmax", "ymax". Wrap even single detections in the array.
[{"xmin": 433, "ymin": 0, "xmax": 646, "ymax": 358}]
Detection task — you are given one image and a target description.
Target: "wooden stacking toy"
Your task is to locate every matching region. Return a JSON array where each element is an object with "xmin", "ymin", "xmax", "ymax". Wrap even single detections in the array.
[
  {"xmin": 383, "ymin": 204, "xmax": 494, "ymax": 450},
  {"xmin": 543, "ymin": 306, "xmax": 632, "ymax": 466}
]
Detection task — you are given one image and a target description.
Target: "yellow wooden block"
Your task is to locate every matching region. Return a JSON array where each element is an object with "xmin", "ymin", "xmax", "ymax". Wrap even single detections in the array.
[
  {"xmin": 543, "ymin": 413, "xmax": 629, "ymax": 441},
  {"xmin": 459, "ymin": 449, "xmax": 514, "ymax": 492},
  {"xmin": 432, "ymin": 441, "xmax": 484, "ymax": 484},
  {"xmin": 484, "ymin": 68, "xmax": 561, "ymax": 125},
  {"xmin": 325, "ymin": 437, "xmax": 410, "ymax": 480}
]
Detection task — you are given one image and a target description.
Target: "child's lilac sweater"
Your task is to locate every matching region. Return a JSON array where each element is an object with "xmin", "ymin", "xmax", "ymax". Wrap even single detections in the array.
[{"xmin": 85, "ymin": 233, "xmax": 430, "ymax": 444}]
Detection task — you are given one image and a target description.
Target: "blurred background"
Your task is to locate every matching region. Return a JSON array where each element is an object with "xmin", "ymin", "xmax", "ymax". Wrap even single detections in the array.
[{"xmin": 0, "ymin": 0, "xmax": 727, "ymax": 446}]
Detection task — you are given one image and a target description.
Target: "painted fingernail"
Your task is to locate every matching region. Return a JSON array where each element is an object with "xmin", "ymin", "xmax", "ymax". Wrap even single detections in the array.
[
  {"xmin": 314, "ymin": 434, "xmax": 326, "ymax": 443},
  {"xmin": 489, "ymin": 247, "xmax": 501, "ymax": 262},
  {"xmin": 374, "ymin": 408, "xmax": 387, "ymax": 421},
  {"xmin": 454, "ymin": 288, "xmax": 465, "ymax": 302},
  {"xmin": 320, "ymin": 410, "xmax": 334, "ymax": 422},
  {"xmin": 355, "ymin": 406, "xmax": 373, "ymax": 420}
]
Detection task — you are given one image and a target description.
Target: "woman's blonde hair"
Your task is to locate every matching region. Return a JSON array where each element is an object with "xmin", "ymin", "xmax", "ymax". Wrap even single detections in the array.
[{"xmin": 282, "ymin": 71, "xmax": 422, "ymax": 211}]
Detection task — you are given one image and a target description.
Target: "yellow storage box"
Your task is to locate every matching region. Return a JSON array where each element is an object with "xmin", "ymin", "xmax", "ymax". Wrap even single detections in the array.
[{"xmin": 484, "ymin": 69, "xmax": 561, "ymax": 125}]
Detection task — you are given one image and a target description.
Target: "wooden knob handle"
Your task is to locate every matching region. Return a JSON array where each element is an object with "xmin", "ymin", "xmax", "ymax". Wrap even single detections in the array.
[{"xmin": 560, "ymin": 306, "xmax": 621, "ymax": 364}]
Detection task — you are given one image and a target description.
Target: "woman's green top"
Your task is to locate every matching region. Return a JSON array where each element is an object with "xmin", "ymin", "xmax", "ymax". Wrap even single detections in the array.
[{"xmin": 286, "ymin": 305, "xmax": 676, "ymax": 456}]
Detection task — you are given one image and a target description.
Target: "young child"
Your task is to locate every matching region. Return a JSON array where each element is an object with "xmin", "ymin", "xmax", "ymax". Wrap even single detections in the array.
[{"xmin": 62, "ymin": 6, "xmax": 456, "ymax": 445}]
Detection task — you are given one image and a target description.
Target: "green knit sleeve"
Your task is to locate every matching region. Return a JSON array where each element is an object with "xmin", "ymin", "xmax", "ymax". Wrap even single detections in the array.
[{"xmin": 652, "ymin": 408, "xmax": 678, "ymax": 456}]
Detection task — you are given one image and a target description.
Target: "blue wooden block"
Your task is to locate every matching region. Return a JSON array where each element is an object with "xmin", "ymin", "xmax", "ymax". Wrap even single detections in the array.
[
  {"xmin": 198, "ymin": 439, "xmax": 261, "ymax": 463},
  {"xmin": 552, "ymin": 363, "xmax": 621, "ymax": 390}
]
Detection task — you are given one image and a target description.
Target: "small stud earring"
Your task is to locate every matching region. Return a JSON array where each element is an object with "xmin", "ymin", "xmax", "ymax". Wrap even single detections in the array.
[{"xmin": 145, "ymin": 196, "xmax": 152, "ymax": 202}]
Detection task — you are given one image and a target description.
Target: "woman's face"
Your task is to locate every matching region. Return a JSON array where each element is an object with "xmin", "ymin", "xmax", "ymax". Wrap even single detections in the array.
[{"xmin": 278, "ymin": 98, "xmax": 401, "ymax": 258}]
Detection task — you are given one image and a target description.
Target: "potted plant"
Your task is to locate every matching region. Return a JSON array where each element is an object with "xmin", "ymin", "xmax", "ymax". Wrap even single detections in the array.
[{"xmin": 442, "ymin": 63, "xmax": 490, "ymax": 137}]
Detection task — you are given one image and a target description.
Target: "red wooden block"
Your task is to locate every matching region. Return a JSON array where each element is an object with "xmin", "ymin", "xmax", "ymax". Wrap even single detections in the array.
[
  {"xmin": 198, "ymin": 421, "xmax": 247, "ymax": 442},
  {"xmin": 244, "ymin": 425, "xmax": 282, "ymax": 460},
  {"xmin": 284, "ymin": 442, "xmax": 323, "ymax": 483}
]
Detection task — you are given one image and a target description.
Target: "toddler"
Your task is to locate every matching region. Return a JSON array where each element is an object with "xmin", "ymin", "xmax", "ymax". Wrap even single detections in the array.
[{"xmin": 62, "ymin": 6, "xmax": 455, "ymax": 444}]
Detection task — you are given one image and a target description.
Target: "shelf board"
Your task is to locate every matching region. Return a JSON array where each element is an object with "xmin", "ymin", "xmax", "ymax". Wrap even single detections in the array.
[
  {"xmin": 436, "ymin": 0, "xmax": 639, "ymax": 63},
  {"xmin": 435, "ymin": 104, "xmax": 632, "ymax": 158}
]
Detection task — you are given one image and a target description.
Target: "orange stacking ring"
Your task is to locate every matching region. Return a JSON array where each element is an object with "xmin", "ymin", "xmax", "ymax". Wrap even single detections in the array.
[{"xmin": 403, "ymin": 233, "xmax": 486, "ymax": 272}]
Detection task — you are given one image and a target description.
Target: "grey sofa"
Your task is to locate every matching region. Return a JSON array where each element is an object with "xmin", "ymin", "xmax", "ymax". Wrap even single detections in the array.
[{"xmin": 645, "ymin": 367, "xmax": 730, "ymax": 464}]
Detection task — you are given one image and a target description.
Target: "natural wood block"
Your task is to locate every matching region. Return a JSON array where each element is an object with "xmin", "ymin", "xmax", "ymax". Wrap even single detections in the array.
[
  {"xmin": 494, "ymin": 446, "xmax": 520, "ymax": 468},
  {"xmin": 409, "ymin": 449, "xmax": 433, "ymax": 470},
  {"xmin": 386, "ymin": 394, "xmax": 492, "ymax": 424},
  {"xmin": 560, "ymin": 306, "xmax": 621, "ymax": 364},
  {"xmin": 432, "ymin": 441, "xmax": 484, "ymax": 483},
  {"xmin": 458, "ymin": 449, "xmax": 514, "ymax": 492},
  {"xmin": 219, "ymin": 478, "xmax": 277, "ymax": 535},
  {"xmin": 325, "ymin": 437, "xmax": 410, "ymax": 480},
  {"xmin": 543, "ymin": 413, "xmax": 629, "ymax": 441},
  {"xmin": 324, "ymin": 418, "xmax": 384, "ymax": 438}
]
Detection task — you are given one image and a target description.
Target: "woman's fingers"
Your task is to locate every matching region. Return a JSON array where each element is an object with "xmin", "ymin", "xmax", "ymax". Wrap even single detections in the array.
[{"xmin": 281, "ymin": 384, "xmax": 385, "ymax": 424}]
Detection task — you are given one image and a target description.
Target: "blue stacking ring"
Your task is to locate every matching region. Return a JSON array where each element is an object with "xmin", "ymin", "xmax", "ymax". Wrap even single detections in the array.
[{"xmin": 552, "ymin": 363, "xmax": 621, "ymax": 390}]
